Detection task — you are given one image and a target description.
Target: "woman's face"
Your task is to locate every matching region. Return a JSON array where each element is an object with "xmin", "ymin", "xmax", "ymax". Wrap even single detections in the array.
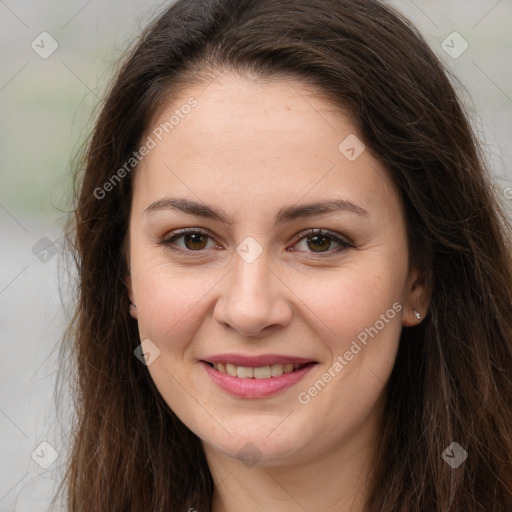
[{"xmin": 127, "ymin": 72, "xmax": 427, "ymax": 466}]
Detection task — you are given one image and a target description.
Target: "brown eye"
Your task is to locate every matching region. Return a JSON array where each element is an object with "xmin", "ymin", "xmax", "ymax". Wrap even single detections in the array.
[
  {"xmin": 182, "ymin": 233, "xmax": 209, "ymax": 250},
  {"xmin": 291, "ymin": 229, "xmax": 352, "ymax": 256},
  {"xmin": 306, "ymin": 234, "xmax": 333, "ymax": 252},
  {"xmin": 160, "ymin": 229, "xmax": 218, "ymax": 253}
]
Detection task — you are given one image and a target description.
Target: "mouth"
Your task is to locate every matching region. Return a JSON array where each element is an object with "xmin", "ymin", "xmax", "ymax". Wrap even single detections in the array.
[
  {"xmin": 200, "ymin": 357, "xmax": 318, "ymax": 398},
  {"xmin": 203, "ymin": 361, "xmax": 314, "ymax": 379}
]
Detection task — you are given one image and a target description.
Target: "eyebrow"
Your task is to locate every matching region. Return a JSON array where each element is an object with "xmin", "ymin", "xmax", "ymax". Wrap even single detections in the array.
[{"xmin": 143, "ymin": 197, "xmax": 368, "ymax": 225}]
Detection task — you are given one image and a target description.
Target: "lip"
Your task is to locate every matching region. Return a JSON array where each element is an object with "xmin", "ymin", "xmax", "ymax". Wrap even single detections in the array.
[
  {"xmin": 200, "ymin": 360, "xmax": 317, "ymax": 398},
  {"xmin": 202, "ymin": 353, "xmax": 317, "ymax": 367}
]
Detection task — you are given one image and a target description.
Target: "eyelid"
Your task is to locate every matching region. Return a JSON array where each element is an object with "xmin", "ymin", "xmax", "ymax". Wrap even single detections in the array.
[
  {"xmin": 159, "ymin": 227, "xmax": 221, "ymax": 255},
  {"xmin": 291, "ymin": 228, "xmax": 353, "ymax": 248},
  {"xmin": 287, "ymin": 228, "xmax": 353, "ymax": 258},
  {"xmin": 159, "ymin": 227, "xmax": 353, "ymax": 256}
]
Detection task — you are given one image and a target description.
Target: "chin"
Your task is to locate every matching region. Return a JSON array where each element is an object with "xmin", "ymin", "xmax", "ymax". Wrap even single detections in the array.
[{"xmin": 200, "ymin": 419, "xmax": 313, "ymax": 467}]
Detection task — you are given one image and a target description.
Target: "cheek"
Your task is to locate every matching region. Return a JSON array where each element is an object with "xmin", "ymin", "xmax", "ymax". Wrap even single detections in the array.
[
  {"xmin": 291, "ymin": 261, "xmax": 405, "ymax": 349},
  {"xmin": 289, "ymin": 257, "xmax": 405, "ymax": 421},
  {"xmin": 131, "ymin": 259, "xmax": 219, "ymax": 348}
]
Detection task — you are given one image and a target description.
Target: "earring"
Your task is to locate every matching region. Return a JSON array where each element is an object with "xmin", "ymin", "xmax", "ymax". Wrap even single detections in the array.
[
  {"xmin": 129, "ymin": 303, "xmax": 137, "ymax": 312},
  {"xmin": 413, "ymin": 309, "xmax": 421, "ymax": 320}
]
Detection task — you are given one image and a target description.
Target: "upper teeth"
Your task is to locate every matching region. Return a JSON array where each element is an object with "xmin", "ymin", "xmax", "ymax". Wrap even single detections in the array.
[{"xmin": 212, "ymin": 362, "xmax": 306, "ymax": 379}]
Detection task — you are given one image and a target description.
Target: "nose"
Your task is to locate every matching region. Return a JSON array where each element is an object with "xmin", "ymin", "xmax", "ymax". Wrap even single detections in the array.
[{"xmin": 212, "ymin": 248, "xmax": 293, "ymax": 337}]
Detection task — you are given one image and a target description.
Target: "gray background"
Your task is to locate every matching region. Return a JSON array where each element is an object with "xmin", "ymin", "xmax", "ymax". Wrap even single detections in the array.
[{"xmin": 1, "ymin": 0, "xmax": 511, "ymax": 510}]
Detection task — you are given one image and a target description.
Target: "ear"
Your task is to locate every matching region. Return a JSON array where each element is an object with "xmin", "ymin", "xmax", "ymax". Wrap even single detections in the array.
[
  {"xmin": 402, "ymin": 265, "xmax": 430, "ymax": 327},
  {"xmin": 126, "ymin": 273, "xmax": 137, "ymax": 319}
]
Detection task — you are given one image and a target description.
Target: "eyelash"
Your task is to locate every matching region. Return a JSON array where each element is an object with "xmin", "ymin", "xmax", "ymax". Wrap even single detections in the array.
[{"xmin": 158, "ymin": 228, "xmax": 353, "ymax": 258}]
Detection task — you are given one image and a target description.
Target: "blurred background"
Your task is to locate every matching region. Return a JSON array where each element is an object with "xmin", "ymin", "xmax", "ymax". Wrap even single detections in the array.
[{"xmin": 0, "ymin": 0, "xmax": 511, "ymax": 510}]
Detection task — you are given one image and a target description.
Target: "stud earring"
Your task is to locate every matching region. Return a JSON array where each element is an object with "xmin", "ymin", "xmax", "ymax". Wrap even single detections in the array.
[
  {"xmin": 413, "ymin": 309, "xmax": 421, "ymax": 320},
  {"xmin": 129, "ymin": 303, "xmax": 137, "ymax": 312}
]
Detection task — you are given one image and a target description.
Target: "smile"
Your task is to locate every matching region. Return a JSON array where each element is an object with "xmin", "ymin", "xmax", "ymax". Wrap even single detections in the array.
[
  {"xmin": 201, "ymin": 360, "xmax": 317, "ymax": 398},
  {"xmin": 207, "ymin": 362, "xmax": 308, "ymax": 379}
]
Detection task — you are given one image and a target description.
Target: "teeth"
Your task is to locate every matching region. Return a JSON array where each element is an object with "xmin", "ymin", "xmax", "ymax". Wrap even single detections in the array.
[
  {"xmin": 237, "ymin": 366, "xmax": 254, "ymax": 378},
  {"xmin": 254, "ymin": 366, "xmax": 271, "ymax": 379},
  {"xmin": 270, "ymin": 364, "xmax": 283, "ymax": 377},
  {"xmin": 226, "ymin": 363, "xmax": 237, "ymax": 377},
  {"xmin": 212, "ymin": 362, "xmax": 307, "ymax": 379}
]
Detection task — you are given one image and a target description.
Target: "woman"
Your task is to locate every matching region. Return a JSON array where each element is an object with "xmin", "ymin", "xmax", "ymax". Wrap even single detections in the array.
[{"xmin": 58, "ymin": 0, "xmax": 512, "ymax": 510}]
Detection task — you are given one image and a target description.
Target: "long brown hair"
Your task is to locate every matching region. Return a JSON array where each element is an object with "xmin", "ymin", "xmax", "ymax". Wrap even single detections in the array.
[{"xmin": 57, "ymin": 0, "xmax": 512, "ymax": 510}]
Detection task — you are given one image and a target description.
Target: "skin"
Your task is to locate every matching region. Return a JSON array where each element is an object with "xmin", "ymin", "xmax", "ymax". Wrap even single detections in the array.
[{"xmin": 126, "ymin": 72, "xmax": 430, "ymax": 512}]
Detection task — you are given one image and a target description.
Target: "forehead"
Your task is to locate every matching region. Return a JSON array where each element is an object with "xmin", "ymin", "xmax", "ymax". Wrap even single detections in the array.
[{"xmin": 132, "ymin": 72, "xmax": 403, "ymax": 224}]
